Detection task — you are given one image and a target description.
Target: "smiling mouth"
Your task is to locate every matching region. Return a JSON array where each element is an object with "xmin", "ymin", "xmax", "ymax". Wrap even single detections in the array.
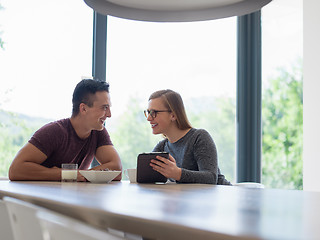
[{"xmin": 151, "ymin": 123, "xmax": 158, "ymax": 128}]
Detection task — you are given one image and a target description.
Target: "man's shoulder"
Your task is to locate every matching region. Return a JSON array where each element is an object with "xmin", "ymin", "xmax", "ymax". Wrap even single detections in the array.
[
  {"xmin": 29, "ymin": 119, "xmax": 70, "ymax": 155},
  {"xmin": 35, "ymin": 118, "xmax": 70, "ymax": 136},
  {"xmin": 55, "ymin": 118, "xmax": 70, "ymax": 128}
]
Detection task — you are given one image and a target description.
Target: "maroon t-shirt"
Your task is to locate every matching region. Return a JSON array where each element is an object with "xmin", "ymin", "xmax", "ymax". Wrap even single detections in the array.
[{"xmin": 29, "ymin": 118, "xmax": 113, "ymax": 170}]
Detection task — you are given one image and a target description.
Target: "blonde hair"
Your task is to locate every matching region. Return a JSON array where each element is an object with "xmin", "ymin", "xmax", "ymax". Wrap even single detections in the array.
[{"xmin": 149, "ymin": 89, "xmax": 192, "ymax": 130}]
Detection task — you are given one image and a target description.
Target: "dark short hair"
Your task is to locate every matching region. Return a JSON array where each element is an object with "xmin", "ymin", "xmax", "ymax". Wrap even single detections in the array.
[
  {"xmin": 149, "ymin": 89, "xmax": 192, "ymax": 130},
  {"xmin": 72, "ymin": 79, "xmax": 110, "ymax": 117}
]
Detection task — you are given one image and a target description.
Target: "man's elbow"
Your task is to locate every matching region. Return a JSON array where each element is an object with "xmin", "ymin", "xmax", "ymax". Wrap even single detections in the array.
[
  {"xmin": 113, "ymin": 162, "xmax": 122, "ymax": 181},
  {"xmin": 8, "ymin": 159, "xmax": 25, "ymax": 181},
  {"xmin": 8, "ymin": 164, "xmax": 19, "ymax": 181},
  {"xmin": 113, "ymin": 172, "xmax": 122, "ymax": 181}
]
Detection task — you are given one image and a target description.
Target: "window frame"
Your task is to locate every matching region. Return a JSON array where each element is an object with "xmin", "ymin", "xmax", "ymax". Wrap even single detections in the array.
[{"xmin": 92, "ymin": 11, "xmax": 262, "ymax": 182}]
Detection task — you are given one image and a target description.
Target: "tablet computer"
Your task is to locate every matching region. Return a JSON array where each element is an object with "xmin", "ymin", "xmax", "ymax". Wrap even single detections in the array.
[{"xmin": 137, "ymin": 152, "xmax": 169, "ymax": 183}]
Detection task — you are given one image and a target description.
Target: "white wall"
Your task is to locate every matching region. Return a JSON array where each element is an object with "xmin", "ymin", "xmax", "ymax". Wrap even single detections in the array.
[{"xmin": 303, "ymin": 0, "xmax": 320, "ymax": 191}]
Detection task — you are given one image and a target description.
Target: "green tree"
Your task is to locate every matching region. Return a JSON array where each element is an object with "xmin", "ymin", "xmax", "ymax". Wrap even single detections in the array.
[
  {"xmin": 109, "ymin": 96, "xmax": 162, "ymax": 171},
  {"xmin": 187, "ymin": 97, "xmax": 236, "ymax": 182},
  {"xmin": 0, "ymin": 110, "xmax": 50, "ymax": 177},
  {"xmin": 262, "ymin": 63, "xmax": 303, "ymax": 189},
  {"xmin": 0, "ymin": 131, "xmax": 21, "ymax": 177}
]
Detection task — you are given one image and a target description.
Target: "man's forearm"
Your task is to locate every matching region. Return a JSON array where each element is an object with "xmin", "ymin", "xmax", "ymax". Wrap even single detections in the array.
[{"xmin": 9, "ymin": 162, "xmax": 62, "ymax": 181}]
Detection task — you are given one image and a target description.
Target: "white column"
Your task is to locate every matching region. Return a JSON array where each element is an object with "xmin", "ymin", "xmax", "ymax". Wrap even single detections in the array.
[{"xmin": 303, "ymin": 0, "xmax": 320, "ymax": 191}]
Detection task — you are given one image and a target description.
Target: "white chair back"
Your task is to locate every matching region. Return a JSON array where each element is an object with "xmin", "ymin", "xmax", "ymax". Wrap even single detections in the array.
[
  {"xmin": 233, "ymin": 182, "xmax": 265, "ymax": 188},
  {"xmin": 3, "ymin": 196, "xmax": 44, "ymax": 240},
  {"xmin": 0, "ymin": 199, "xmax": 14, "ymax": 240},
  {"xmin": 4, "ymin": 196, "xmax": 139, "ymax": 240},
  {"xmin": 37, "ymin": 210, "xmax": 126, "ymax": 240}
]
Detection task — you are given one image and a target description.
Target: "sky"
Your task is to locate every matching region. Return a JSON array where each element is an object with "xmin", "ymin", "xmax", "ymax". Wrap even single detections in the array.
[{"xmin": 0, "ymin": 0, "xmax": 302, "ymax": 120}]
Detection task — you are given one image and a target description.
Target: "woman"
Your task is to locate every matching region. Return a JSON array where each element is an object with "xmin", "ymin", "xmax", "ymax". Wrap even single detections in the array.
[{"xmin": 144, "ymin": 89, "xmax": 231, "ymax": 185}]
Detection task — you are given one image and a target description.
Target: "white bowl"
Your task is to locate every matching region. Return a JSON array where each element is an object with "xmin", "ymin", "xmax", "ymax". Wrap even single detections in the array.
[{"xmin": 79, "ymin": 170, "xmax": 121, "ymax": 183}]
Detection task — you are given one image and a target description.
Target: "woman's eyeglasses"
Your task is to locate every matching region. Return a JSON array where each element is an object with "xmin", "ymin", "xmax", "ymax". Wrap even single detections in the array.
[{"xmin": 144, "ymin": 109, "xmax": 171, "ymax": 119}]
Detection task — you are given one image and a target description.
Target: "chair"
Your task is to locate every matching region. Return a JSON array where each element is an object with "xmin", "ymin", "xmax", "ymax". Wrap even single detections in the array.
[
  {"xmin": 108, "ymin": 228, "xmax": 142, "ymax": 240},
  {"xmin": 4, "ymin": 196, "xmax": 138, "ymax": 240},
  {"xmin": 0, "ymin": 199, "xmax": 14, "ymax": 240},
  {"xmin": 3, "ymin": 196, "xmax": 44, "ymax": 240},
  {"xmin": 233, "ymin": 182, "xmax": 265, "ymax": 188},
  {"xmin": 36, "ymin": 210, "xmax": 126, "ymax": 240}
]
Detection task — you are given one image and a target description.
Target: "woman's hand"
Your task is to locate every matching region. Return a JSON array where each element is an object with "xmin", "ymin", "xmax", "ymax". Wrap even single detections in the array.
[{"xmin": 150, "ymin": 154, "xmax": 182, "ymax": 181}]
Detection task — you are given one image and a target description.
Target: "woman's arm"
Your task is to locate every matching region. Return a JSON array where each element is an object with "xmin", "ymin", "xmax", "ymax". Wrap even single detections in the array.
[{"xmin": 179, "ymin": 130, "xmax": 219, "ymax": 184}]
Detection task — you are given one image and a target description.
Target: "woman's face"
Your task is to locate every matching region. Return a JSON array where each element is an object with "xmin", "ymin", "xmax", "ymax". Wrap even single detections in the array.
[{"xmin": 147, "ymin": 97, "xmax": 174, "ymax": 135}]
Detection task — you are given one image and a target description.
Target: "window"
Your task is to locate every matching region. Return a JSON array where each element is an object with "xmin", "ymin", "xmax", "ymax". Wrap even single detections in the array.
[
  {"xmin": 106, "ymin": 17, "xmax": 237, "ymax": 182},
  {"xmin": 0, "ymin": 0, "xmax": 92, "ymax": 177},
  {"xmin": 261, "ymin": 0, "xmax": 303, "ymax": 189}
]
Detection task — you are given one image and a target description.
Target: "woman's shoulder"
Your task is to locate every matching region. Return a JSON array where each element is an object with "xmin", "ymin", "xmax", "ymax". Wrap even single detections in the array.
[
  {"xmin": 153, "ymin": 138, "xmax": 168, "ymax": 151},
  {"xmin": 189, "ymin": 128, "xmax": 211, "ymax": 138},
  {"xmin": 189, "ymin": 128, "xmax": 215, "ymax": 144}
]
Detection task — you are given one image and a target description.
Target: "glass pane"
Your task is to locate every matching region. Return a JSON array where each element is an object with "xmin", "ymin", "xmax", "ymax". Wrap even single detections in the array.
[
  {"xmin": 261, "ymin": 0, "xmax": 303, "ymax": 189},
  {"xmin": 106, "ymin": 17, "xmax": 236, "ymax": 182},
  {"xmin": 0, "ymin": 0, "xmax": 93, "ymax": 177}
]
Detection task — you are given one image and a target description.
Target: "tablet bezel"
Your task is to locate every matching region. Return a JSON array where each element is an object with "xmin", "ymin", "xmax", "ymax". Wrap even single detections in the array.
[{"xmin": 136, "ymin": 152, "xmax": 169, "ymax": 183}]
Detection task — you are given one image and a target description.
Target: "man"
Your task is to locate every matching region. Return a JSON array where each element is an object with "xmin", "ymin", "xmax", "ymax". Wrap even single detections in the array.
[{"xmin": 9, "ymin": 79, "xmax": 122, "ymax": 181}]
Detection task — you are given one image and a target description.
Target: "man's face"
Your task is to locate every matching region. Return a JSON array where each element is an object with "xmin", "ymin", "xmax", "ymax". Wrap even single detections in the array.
[{"xmin": 85, "ymin": 91, "xmax": 111, "ymax": 131}]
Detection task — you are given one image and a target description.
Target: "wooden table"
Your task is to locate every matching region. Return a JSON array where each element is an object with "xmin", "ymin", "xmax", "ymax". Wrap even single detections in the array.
[{"xmin": 1, "ymin": 180, "xmax": 320, "ymax": 240}]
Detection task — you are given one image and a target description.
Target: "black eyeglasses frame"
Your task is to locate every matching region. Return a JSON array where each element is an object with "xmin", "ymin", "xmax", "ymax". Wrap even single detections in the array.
[{"xmin": 144, "ymin": 109, "xmax": 171, "ymax": 119}]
